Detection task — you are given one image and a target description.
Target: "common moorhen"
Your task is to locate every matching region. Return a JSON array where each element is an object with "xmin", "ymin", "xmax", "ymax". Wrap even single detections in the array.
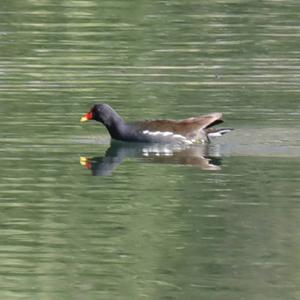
[{"xmin": 80, "ymin": 103, "xmax": 233, "ymax": 144}]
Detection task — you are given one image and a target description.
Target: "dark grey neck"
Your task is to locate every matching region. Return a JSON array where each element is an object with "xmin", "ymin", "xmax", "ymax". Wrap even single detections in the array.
[{"xmin": 104, "ymin": 115, "xmax": 127, "ymax": 140}]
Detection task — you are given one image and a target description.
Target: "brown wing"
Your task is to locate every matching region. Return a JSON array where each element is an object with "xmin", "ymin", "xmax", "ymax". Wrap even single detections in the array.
[{"xmin": 136, "ymin": 113, "xmax": 223, "ymax": 138}]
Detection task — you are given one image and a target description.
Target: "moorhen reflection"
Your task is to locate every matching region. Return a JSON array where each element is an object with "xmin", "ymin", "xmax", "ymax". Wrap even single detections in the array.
[{"xmin": 80, "ymin": 141, "xmax": 222, "ymax": 176}]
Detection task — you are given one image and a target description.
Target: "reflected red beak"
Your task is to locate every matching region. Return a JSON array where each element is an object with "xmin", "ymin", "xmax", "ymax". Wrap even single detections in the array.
[{"xmin": 80, "ymin": 157, "xmax": 92, "ymax": 169}]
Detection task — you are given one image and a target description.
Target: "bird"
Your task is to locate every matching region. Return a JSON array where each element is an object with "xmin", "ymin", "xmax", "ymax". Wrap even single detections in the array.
[{"xmin": 80, "ymin": 103, "xmax": 233, "ymax": 144}]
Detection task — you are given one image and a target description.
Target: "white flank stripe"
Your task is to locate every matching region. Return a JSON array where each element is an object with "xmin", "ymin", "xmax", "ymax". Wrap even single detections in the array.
[
  {"xmin": 172, "ymin": 134, "xmax": 186, "ymax": 139},
  {"xmin": 151, "ymin": 131, "xmax": 161, "ymax": 136},
  {"xmin": 143, "ymin": 130, "xmax": 175, "ymax": 137},
  {"xmin": 142, "ymin": 130, "xmax": 193, "ymax": 144},
  {"xmin": 162, "ymin": 131, "xmax": 173, "ymax": 136}
]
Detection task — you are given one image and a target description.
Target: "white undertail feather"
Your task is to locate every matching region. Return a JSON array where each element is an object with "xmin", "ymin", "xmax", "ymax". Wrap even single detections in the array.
[
  {"xmin": 207, "ymin": 128, "xmax": 233, "ymax": 138},
  {"xmin": 207, "ymin": 132, "xmax": 222, "ymax": 137}
]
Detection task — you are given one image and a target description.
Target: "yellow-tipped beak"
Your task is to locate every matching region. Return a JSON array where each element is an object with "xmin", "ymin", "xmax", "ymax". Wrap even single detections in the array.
[
  {"xmin": 80, "ymin": 116, "xmax": 88, "ymax": 122},
  {"xmin": 80, "ymin": 111, "xmax": 93, "ymax": 123}
]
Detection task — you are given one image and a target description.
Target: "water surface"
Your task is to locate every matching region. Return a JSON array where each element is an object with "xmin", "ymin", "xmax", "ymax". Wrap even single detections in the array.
[{"xmin": 0, "ymin": 0, "xmax": 300, "ymax": 299}]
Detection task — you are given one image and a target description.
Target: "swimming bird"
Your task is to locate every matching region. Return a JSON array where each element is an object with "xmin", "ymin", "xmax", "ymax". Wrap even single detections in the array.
[{"xmin": 80, "ymin": 103, "xmax": 233, "ymax": 144}]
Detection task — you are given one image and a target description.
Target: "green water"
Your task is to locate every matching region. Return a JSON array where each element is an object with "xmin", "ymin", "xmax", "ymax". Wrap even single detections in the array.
[{"xmin": 1, "ymin": 0, "xmax": 300, "ymax": 299}]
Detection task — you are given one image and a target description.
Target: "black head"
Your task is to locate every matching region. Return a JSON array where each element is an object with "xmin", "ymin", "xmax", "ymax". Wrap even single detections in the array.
[{"xmin": 80, "ymin": 103, "xmax": 123, "ymax": 127}]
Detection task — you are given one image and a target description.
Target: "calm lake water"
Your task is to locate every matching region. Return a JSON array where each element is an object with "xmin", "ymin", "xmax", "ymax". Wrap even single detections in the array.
[{"xmin": 1, "ymin": 0, "xmax": 300, "ymax": 299}]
